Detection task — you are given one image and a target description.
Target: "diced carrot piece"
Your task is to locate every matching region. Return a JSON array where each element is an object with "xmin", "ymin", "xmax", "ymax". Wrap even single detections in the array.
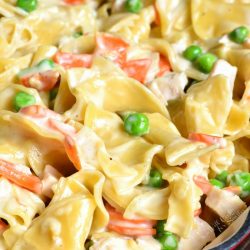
[
  {"xmin": 122, "ymin": 58, "xmax": 152, "ymax": 83},
  {"xmin": 153, "ymin": 4, "xmax": 160, "ymax": 26},
  {"xmin": 64, "ymin": 135, "xmax": 81, "ymax": 170},
  {"xmin": 0, "ymin": 159, "xmax": 42, "ymax": 194},
  {"xmin": 188, "ymin": 133, "xmax": 226, "ymax": 149},
  {"xmin": 157, "ymin": 55, "xmax": 171, "ymax": 77},
  {"xmin": 108, "ymin": 224, "xmax": 156, "ymax": 236},
  {"xmin": 106, "ymin": 203, "xmax": 156, "ymax": 236},
  {"xmin": 223, "ymin": 186, "xmax": 242, "ymax": 195},
  {"xmin": 54, "ymin": 51, "xmax": 92, "ymax": 69},
  {"xmin": 193, "ymin": 175, "xmax": 212, "ymax": 194},
  {"xmin": 95, "ymin": 33, "xmax": 129, "ymax": 66},
  {"xmin": 64, "ymin": 0, "xmax": 84, "ymax": 5},
  {"xmin": 20, "ymin": 105, "xmax": 62, "ymax": 120},
  {"xmin": 20, "ymin": 70, "xmax": 60, "ymax": 91}
]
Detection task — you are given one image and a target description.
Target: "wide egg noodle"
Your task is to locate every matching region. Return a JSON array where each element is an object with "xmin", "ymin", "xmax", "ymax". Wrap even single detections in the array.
[
  {"xmin": 144, "ymin": 113, "xmax": 218, "ymax": 166},
  {"xmin": 0, "ymin": 178, "xmax": 44, "ymax": 249},
  {"xmin": 70, "ymin": 170, "xmax": 109, "ymax": 233},
  {"xmin": 64, "ymin": 56, "xmax": 169, "ymax": 121},
  {"xmin": 11, "ymin": 176, "xmax": 96, "ymax": 250},
  {"xmin": 84, "ymin": 104, "xmax": 163, "ymax": 194},
  {"xmin": 0, "ymin": 84, "xmax": 44, "ymax": 112},
  {"xmin": 192, "ymin": 0, "xmax": 250, "ymax": 40},
  {"xmin": 0, "ymin": 110, "xmax": 75, "ymax": 176},
  {"xmin": 185, "ymin": 75, "xmax": 233, "ymax": 136}
]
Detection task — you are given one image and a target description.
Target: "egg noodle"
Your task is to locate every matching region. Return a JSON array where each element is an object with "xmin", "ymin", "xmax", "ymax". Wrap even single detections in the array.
[{"xmin": 0, "ymin": 1, "xmax": 249, "ymax": 250}]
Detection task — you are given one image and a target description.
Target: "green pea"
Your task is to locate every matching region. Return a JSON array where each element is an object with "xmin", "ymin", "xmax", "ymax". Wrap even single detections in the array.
[
  {"xmin": 195, "ymin": 53, "xmax": 217, "ymax": 73},
  {"xmin": 16, "ymin": 0, "xmax": 38, "ymax": 13},
  {"xmin": 155, "ymin": 220, "xmax": 166, "ymax": 237},
  {"xmin": 157, "ymin": 232, "xmax": 178, "ymax": 250},
  {"xmin": 148, "ymin": 168, "xmax": 164, "ymax": 188},
  {"xmin": 13, "ymin": 92, "xmax": 36, "ymax": 112},
  {"xmin": 209, "ymin": 179, "xmax": 225, "ymax": 189},
  {"xmin": 73, "ymin": 31, "xmax": 83, "ymax": 38},
  {"xmin": 229, "ymin": 26, "xmax": 249, "ymax": 44},
  {"xmin": 183, "ymin": 45, "xmax": 202, "ymax": 61},
  {"xmin": 125, "ymin": 0, "xmax": 143, "ymax": 13},
  {"xmin": 229, "ymin": 172, "xmax": 250, "ymax": 198},
  {"xmin": 124, "ymin": 113, "xmax": 149, "ymax": 136},
  {"xmin": 215, "ymin": 170, "xmax": 228, "ymax": 183},
  {"xmin": 49, "ymin": 87, "xmax": 59, "ymax": 101},
  {"xmin": 37, "ymin": 59, "xmax": 55, "ymax": 71}
]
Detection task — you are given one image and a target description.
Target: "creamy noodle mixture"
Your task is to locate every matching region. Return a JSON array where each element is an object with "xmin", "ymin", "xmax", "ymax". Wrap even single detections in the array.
[{"xmin": 0, "ymin": 1, "xmax": 250, "ymax": 250}]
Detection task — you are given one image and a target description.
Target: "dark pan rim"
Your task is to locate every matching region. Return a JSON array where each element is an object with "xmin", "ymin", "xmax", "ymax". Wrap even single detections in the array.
[{"xmin": 210, "ymin": 210, "xmax": 250, "ymax": 250}]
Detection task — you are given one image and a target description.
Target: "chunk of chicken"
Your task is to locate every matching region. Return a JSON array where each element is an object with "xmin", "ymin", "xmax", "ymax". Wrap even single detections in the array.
[
  {"xmin": 178, "ymin": 217, "xmax": 215, "ymax": 250},
  {"xmin": 41, "ymin": 165, "xmax": 62, "ymax": 198},
  {"xmin": 147, "ymin": 72, "xmax": 188, "ymax": 104},
  {"xmin": 205, "ymin": 187, "xmax": 247, "ymax": 225},
  {"xmin": 210, "ymin": 59, "xmax": 237, "ymax": 90}
]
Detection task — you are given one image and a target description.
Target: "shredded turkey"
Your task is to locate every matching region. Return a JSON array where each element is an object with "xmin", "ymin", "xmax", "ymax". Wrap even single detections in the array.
[
  {"xmin": 146, "ymin": 72, "xmax": 188, "ymax": 104},
  {"xmin": 205, "ymin": 187, "xmax": 247, "ymax": 225},
  {"xmin": 41, "ymin": 165, "xmax": 62, "ymax": 198},
  {"xmin": 178, "ymin": 217, "xmax": 215, "ymax": 250}
]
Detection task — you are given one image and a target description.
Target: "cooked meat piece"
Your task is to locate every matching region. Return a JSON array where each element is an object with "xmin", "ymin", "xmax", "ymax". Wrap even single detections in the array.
[
  {"xmin": 147, "ymin": 72, "xmax": 188, "ymax": 104},
  {"xmin": 178, "ymin": 217, "xmax": 215, "ymax": 250}
]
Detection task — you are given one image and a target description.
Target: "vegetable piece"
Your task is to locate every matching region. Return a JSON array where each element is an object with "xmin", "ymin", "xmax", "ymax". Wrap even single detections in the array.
[
  {"xmin": 53, "ymin": 51, "xmax": 92, "ymax": 69},
  {"xmin": 215, "ymin": 170, "xmax": 228, "ymax": 184},
  {"xmin": 228, "ymin": 172, "xmax": 250, "ymax": 198},
  {"xmin": 20, "ymin": 70, "xmax": 60, "ymax": 91},
  {"xmin": 188, "ymin": 132, "xmax": 226, "ymax": 149},
  {"xmin": 106, "ymin": 204, "xmax": 156, "ymax": 236},
  {"xmin": 183, "ymin": 45, "xmax": 202, "ymax": 62},
  {"xmin": 157, "ymin": 55, "xmax": 171, "ymax": 77},
  {"xmin": 155, "ymin": 220, "xmax": 166, "ymax": 236},
  {"xmin": 153, "ymin": 4, "xmax": 160, "ymax": 26},
  {"xmin": 95, "ymin": 33, "xmax": 129, "ymax": 66},
  {"xmin": 209, "ymin": 179, "xmax": 225, "ymax": 189},
  {"xmin": 155, "ymin": 220, "xmax": 179, "ymax": 249},
  {"xmin": 223, "ymin": 186, "xmax": 242, "ymax": 196},
  {"xmin": 148, "ymin": 168, "xmax": 164, "ymax": 188},
  {"xmin": 122, "ymin": 58, "xmax": 152, "ymax": 83},
  {"xmin": 195, "ymin": 53, "xmax": 217, "ymax": 73},
  {"xmin": 229, "ymin": 26, "xmax": 249, "ymax": 44},
  {"xmin": 124, "ymin": 113, "xmax": 149, "ymax": 136},
  {"xmin": 125, "ymin": 0, "xmax": 143, "ymax": 13},
  {"xmin": 18, "ymin": 58, "xmax": 55, "ymax": 78},
  {"xmin": 16, "ymin": 0, "xmax": 37, "ymax": 12},
  {"xmin": 13, "ymin": 92, "xmax": 36, "ymax": 112},
  {"xmin": 108, "ymin": 224, "xmax": 156, "ymax": 236},
  {"xmin": 18, "ymin": 59, "xmax": 58, "ymax": 91},
  {"xmin": 157, "ymin": 232, "xmax": 178, "ymax": 250},
  {"xmin": 37, "ymin": 59, "xmax": 55, "ymax": 70},
  {"xmin": 19, "ymin": 105, "xmax": 81, "ymax": 170},
  {"xmin": 64, "ymin": 0, "xmax": 84, "ymax": 4},
  {"xmin": 193, "ymin": 175, "xmax": 212, "ymax": 194},
  {"xmin": 0, "ymin": 159, "xmax": 42, "ymax": 194}
]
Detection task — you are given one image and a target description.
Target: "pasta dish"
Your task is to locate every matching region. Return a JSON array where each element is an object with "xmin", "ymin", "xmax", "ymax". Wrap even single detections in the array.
[{"xmin": 0, "ymin": 0, "xmax": 249, "ymax": 249}]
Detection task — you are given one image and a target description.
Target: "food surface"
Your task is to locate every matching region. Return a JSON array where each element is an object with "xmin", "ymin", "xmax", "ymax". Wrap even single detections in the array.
[{"xmin": 0, "ymin": 1, "xmax": 249, "ymax": 250}]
